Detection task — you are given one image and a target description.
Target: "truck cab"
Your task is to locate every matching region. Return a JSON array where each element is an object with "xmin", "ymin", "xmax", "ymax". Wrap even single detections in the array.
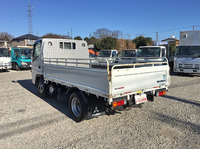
[
  {"xmin": 136, "ymin": 46, "xmax": 167, "ymax": 63},
  {"xmin": 173, "ymin": 30, "xmax": 200, "ymax": 74},
  {"xmin": 11, "ymin": 47, "xmax": 32, "ymax": 70},
  {"xmin": 174, "ymin": 45, "xmax": 200, "ymax": 73},
  {"xmin": 98, "ymin": 49, "xmax": 118, "ymax": 58},
  {"xmin": 0, "ymin": 48, "xmax": 11, "ymax": 71},
  {"xmin": 120, "ymin": 49, "xmax": 137, "ymax": 58}
]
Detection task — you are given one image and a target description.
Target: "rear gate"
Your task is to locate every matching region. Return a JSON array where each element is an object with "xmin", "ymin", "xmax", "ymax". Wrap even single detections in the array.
[{"xmin": 111, "ymin": 65, "xmax": 169, "ymax": 98}]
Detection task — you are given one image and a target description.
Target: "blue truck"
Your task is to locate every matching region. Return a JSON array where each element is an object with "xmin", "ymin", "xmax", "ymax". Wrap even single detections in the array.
[{"xmin": 11, "ymin": 47, "xmax": 32, "ymax": 70}]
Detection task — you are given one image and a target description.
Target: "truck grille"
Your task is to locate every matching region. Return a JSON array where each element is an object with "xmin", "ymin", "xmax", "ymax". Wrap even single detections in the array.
[
  {"xmin": 0, "ymin": 61, "xmax": 11, "ymax": 67},
  {"xmin": 178, "ymin": 64, "xmax": 199, "ymax": 69}
]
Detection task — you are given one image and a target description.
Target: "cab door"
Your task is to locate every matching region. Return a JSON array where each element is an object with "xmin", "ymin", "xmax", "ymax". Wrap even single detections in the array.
[{"xmin": 32, "ymin": 40, "xmax": 42, "ymax": 84}]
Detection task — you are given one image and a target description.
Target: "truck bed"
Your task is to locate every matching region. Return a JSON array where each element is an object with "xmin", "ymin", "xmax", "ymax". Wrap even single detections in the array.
[{"xmin": 43, "ymin": 58, "xmax": 170, "ymax": 101}]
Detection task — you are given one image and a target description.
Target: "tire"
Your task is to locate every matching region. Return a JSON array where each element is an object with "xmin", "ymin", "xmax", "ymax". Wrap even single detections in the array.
[
  {"xmin": 12, "ymin": 63, "xmax": 15, "ymax": 70},
  {"xmin": 69, "ymin": 91, "xmax": 88, "ymax": 122},
  {"xmin": 15, "ymin": 63, "xmax": 20, "ymax": 71},
  {"xmin": 37, "ymin": 78, "xmax": 48, "ymax": 98}
]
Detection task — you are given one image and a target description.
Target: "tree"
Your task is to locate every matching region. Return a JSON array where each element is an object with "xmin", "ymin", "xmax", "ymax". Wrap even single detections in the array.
[
  {"xmin": 93, "ymin": 28, "xmax": 123, "ymax": 39},
  {"xmin": 112, "ymin": 30, "xmax": 123, "ymax": 39},
  {"xmin": 41, "ymin": 33, "xmax": 71, "ymax": 39},
  {"xmin": 126, "ymin": 40, "xmax": 136, "ymax": 49},
  {"xmin": 169, "ymin": 42, "xmax": 176, "ymax": 56},
  {"xmin": 117, "ymin": 39, "xmax": 136, "ymax": 52},
  {"xmin": 93, "ymin": 28, "xmax": 112, "ymax": 39},
  {"xmin": 84, "ymin": 36, "xmax": 99, "ymax": 45},
  {"xmin": 132, "ymin": 36, "xmax": 153, "ymax": 48},
  {"xmin": 74, "ymin": 36, "xmax": 82, "ymax": 40},
  {"xmin": 95, "ymin": 37, "xmax": 118, "ymax": 51},
  {"xmin": 0, "ymin": 32, "xmax": 14, "ymax": 44},
  {"xmin": 145, "ymin": 37, "xmax": 154, "ymax": 46},
  {"xmin": 117, "ymin": 39, "xmax": 127, "ymax": 51}
]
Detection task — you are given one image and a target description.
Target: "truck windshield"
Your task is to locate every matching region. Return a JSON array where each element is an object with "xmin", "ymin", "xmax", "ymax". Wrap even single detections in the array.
[
  {"xmin": 20, "ymin": 48, "xmax": 32, "ymax": 57},
  {"xmin": 0, "ymin": 48, "xmax": 9, "ymax": 57},
  {"xmin": 98, "ymin": 51, "xmax": 111, "ymax": 57},
  {"xmin": 175, "ymin": 46, "xmax": 200, "ymax": 57},
  {"xmin": 120, "ymin": 50, "xmax": 136, "ymax": 57},
  {"xmin": 136, "ymin": 47, "xmax": 160, "ymax": 57}
]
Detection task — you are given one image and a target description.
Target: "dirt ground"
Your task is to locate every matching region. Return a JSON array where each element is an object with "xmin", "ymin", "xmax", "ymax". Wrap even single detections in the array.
[{"xmin": 0, "ymin": 70, "xmax": 199, "ymax": 149}]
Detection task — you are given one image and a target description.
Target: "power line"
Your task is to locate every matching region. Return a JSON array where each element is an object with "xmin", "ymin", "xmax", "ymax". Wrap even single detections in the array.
[
  {"xmin": 121, "ymin": 25, "xmax": 195, "ymax": 40},
  {"xmin": 134, "ymin": 25, "xmax": 193, "ymax": 37}
]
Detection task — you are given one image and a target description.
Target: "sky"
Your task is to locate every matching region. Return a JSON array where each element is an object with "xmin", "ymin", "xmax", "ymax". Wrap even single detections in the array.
[{"xmin": 1, "ymin": 0, "xmax": 200, "ymax": 41}]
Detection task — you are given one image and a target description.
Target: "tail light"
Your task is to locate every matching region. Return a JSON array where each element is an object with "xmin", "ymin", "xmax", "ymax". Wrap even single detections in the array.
[
  {"xmin": 112, "ymin": 100, "xmax": 124, "ymax": 107},
  {"xmin": 157, "ymin": 90, "xmax": 166, "ymax": 96}
]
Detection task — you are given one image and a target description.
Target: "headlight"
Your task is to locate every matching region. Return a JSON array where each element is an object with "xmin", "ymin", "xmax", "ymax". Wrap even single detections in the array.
[{"xmin": 21, "ymin": 62, "xmax": 27, "ymax": 65}]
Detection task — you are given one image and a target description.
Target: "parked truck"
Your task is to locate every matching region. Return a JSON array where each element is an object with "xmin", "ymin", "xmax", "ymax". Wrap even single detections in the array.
[
  {"xmin": 32, "ymin": 39, "xmax": 170, "ymax": 122},
  {"xmin": 173, "ymin": 30, "xmax": 200, "ymax": 74},
  {"xmin": 120, "ymin": 49, "xmax": 137, "ymax": 57},
  {"xmin": 98, "ymin": 49, "xmax": 118, "ymax": 58},
  {"xmin": 0, "ymin": 48, "xmax": 11, "ymax": 71},
  {"xmin": 136, "ymin": 46, "xmax": 166, "ymax": 61},
  {"xmin": 11, "ymin": 46, "xmax": 32, "ymax": 70}
]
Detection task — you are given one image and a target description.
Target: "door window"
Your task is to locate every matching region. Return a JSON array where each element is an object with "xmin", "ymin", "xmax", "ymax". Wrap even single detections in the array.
[
  {"xmin": 162, "ymin": 48, "xmax": 166, "ymax": 57},
  {"xmin": 33, "ymin": 41, "xmax": 42, "ymax": 61}
]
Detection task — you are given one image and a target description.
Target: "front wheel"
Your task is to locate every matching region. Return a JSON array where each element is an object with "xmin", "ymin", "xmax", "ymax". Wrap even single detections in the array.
[
  {"xmin": 37, "ymin": 78, "xmax": 48, "ymax": 98},
  {"xmin": 15, "ymin": 63, "xmax": 20, "ymax": 71},
  {"xmin": 69, "ymin": 91, "xmax": 87, "ymax": 122}
]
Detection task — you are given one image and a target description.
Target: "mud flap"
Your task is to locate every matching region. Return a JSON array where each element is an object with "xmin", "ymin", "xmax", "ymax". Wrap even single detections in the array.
[
  {"xmin": 87, "ymin": 98, "xmax": 106, "ymax": 119},
  {"xmin": 79, "ymin": 91, "xmax": 106, "ymax": 120}
]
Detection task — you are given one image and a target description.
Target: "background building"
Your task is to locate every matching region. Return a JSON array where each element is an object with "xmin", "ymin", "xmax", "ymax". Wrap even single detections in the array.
[
  {"xmin": 0, "ymin": 39, "xmax": 8, "ymax": 48},
  {"xmin": 11, "ymin": 34, "xmax": 40, "ymax": 47}
]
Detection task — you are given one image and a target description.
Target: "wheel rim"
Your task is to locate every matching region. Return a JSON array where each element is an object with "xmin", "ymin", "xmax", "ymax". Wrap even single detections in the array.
[
  {"xmin": 38, "ymin": 82, "xmax": 44, "ymax": 94},
  {"xmin": 15, "ymin": 64, "xmax": 18, "ymax": 70},
  {"xmin": 71, "ymin": 97, "xmax": 81, "ymax": 117}
]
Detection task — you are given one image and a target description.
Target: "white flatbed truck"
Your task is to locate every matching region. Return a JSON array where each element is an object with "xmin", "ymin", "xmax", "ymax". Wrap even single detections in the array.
[{"xmin": 32, "ymin": 39, "xmax": 170, "ymax": 122}]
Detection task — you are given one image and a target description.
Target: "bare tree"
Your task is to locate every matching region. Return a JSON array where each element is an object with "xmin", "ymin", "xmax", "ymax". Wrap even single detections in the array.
[
  {"xmin": 112, "ymin": 30, "xmax": 123, "ymax": 39},
  {"xmin": 93, "ymin": 28, "xmax": 112, "ymax": 39},
  {"xmin": 0, "ymin": 32, "xmax": 14, "ymax": 44}
]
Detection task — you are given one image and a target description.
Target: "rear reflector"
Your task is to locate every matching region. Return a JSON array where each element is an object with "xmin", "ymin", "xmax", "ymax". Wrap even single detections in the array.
[
  {"xmin": 159, "ymin": 90, "xmax": 166, "ymax": 96},
  {"xmin": 112, "ymin": 100, "xmax": 124, "ymax": 107}
]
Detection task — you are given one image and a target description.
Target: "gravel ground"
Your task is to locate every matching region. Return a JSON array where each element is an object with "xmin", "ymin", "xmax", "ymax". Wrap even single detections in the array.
[{"xmin": 0, "ymin": 70, "xmax": 199, "ymax": 149}]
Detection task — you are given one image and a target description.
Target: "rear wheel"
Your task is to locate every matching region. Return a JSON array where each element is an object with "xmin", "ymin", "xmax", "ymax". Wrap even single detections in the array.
[{"xmin": 69, "ymin": 91, "xmax": 87, "ymax": 122}]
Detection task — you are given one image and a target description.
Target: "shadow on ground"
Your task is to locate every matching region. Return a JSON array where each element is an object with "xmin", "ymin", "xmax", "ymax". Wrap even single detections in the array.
[
  {"xmin": 163, "ymin": 95, "xmax": 200, "ymax": 107},
  {"xmin": 152, "ymin": 111, "xmax": 200, "ymax": 135},
  {"xmin": 16, "ymin": 79, "xmax": 72, "ymax": 119}
]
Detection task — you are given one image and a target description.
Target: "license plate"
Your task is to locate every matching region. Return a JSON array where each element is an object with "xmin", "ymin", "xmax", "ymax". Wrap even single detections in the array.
[{"xmin": 134, "ymin": 94, "xmax": 147, "ymax": 104}]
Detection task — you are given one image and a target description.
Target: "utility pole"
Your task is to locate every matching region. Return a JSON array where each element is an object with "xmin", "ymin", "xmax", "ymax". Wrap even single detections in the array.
[
  {"xmin": 193, "ymin": 25, "xmax": 200, "ymax": 30},
  {"xmin": 71, "ymin": 28, "xmax": 73, "ymax": 39},
  {"xmin": 156, "ymin": 32, "xmax": 158, "ymax": 46},
  {"xmin": 27, "ymin": 2, "xmax": 33, "ymax": 34}
]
